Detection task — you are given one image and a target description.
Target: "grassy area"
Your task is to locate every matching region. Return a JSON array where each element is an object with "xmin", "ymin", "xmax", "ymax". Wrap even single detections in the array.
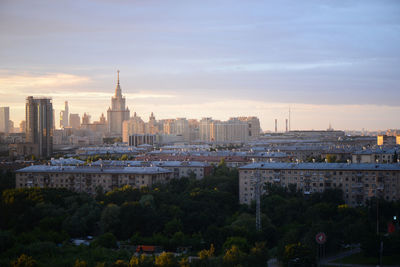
[{"xmin": 333, "ymin": 252, "xmax": 400, "ymax": 266}]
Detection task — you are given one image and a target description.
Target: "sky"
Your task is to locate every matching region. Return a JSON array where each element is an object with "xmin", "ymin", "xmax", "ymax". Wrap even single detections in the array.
[{"xmin": 0, "ymin": 0, "xmax": 399, "ymax": 131}]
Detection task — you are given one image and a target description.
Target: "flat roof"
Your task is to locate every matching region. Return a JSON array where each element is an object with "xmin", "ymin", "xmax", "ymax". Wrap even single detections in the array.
[
  {"xmin": 239, "ymin": 162, "xmax": 400, "ymax": 171},
  {"xmin": 16, "ymin": 165, "xmax": 172, "ymax": 174}
]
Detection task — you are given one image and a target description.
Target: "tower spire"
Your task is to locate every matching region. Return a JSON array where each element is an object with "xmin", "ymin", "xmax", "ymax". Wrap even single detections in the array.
[{"xmin": 115, "ymin": 70, "xmax": 122, "ymax": 98}]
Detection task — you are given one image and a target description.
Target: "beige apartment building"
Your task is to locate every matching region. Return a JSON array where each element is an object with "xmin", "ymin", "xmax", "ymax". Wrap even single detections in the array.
[
  {"xmin": 122, "ymin": 113, "xmax": 146, "ymax": 143},
  {"xmin": 239, "ymin": 162, "xmax": 400, "ymax": 207},
  {"xmin": 16, "ymin": 165, "xmax": 172, "ymax": 194}
]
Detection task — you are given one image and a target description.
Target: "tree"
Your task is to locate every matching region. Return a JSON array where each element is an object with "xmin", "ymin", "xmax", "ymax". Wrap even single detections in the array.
[
  {"xmin": 164, "ymin": 218, "xmax": 183, "ymax": 236},
  {"xmin": 112, "ymin": 260, "xmax": 128, "ymax": 267},
  {"xmin": 178, "ymin": 257, "xmax": 190, "ymax": 267},
  {"xmin": 100, "ymin": 204, "xmax": 121, "ymax": 234},
  {"xmin": 223, "ymin": 237, "xmax": 249, "ymax": 253},
  {"xmin": 326, "ymin": 154, "xmax": 337, "ymax": 163},
  {"xmin": 74, "ymin": 259, "xmax": 88, "ymax": 267},
  {"xmin": 223, "ymin": 245, "xmax": 245, "ymax": 266},
  {"xmin": 92, "ymin": 232, "xmax": 118, "ymax": 249},
  {"xmin": 155, "ymin": 252, "xmax": 177, "ymax": 267},
  {"xmin": 129, "ymin": 256, "xmax": 140, "ymax": 267},
  {"xmin": 11, "ymin": 254, "xmax": 37, "ymax": 267},
  {"xmin": 283, "ymin": 242, "xmax": 314, "ymax": 266},
  {"xmin": 198, "ymin": 244, "xmax": 215, "ymax": 260},
  {"xmin": 248, "ymin": 242, "xmax": 269, "ymax": 267}
]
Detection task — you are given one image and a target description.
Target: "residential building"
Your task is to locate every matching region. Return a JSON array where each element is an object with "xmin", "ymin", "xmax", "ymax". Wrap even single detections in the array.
[
  {"xmin": 122, "ymin": 113, "xmax": 146, "ymax": 143},
  {"xmin": 91, "ymin": 160, "xmax": 212, "ymax": 180},
  {"xmin": 377, "ymin": 135, "xmax": 396, "ymax": 146},
  {"xmin": 352, "ymin": 148, "xmax": 399, "ymax": 164},
  {"xmin": 15, "ymin": 165, "xmax": 172, "ymax": 194},
  {"xmin": 237, "ymin": 116, "xmax": 261, "ymax": 140},
  {"xmin": 19, "ymin": 120, "xmax": 26, "ymax": 133},
  {"xmin": 25, "ymin": 97, "xmax": 53, "ymax": 158},
  {"xmin": 69, "ymin": 114, "xmax": 81, "ymax": 129},
  {"xmin": 0, "ymin": 107, "xmax": 10, "ymax": 134},
  {"xmin": 60, "ymin": 101, "xmax": 69, "ymax": 128},
  {"xmin": 239, "ymin": 162, "xmax": 400, "ymax": 207},
  {"xmin": 129, "ymin": 134, "xmax": 155, "ymax": 147}
]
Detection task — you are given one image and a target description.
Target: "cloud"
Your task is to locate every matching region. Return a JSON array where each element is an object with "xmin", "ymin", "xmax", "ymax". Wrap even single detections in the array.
[
  {"xmin": 0, "ymin": 72, "xmax": 90, "ymax": 91},
  {"xmin": 210, "ymin": 60, "xmax": 355, "ymax": 73}
]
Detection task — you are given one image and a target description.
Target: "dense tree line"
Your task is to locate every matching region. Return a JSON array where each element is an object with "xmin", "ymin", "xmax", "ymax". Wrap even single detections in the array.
[{"xmin": 0, "ymin": 164, "xmax": 400, "ymax": 266}]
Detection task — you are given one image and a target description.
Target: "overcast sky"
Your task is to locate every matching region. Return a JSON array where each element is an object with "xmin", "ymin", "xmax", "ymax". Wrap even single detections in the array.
[{"xmin": 0, "ymin": 0, "xmax": 399, "ymax": 131}]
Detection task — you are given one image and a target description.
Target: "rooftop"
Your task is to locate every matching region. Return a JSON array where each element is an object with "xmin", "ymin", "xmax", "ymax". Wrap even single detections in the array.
[
  {"xmin": 16, "ymin": 165, "xmax": 172, "ymax": 174},
  {"xmin": 239, "ymin": 162, "xmax": 400, "ymax": 171}
]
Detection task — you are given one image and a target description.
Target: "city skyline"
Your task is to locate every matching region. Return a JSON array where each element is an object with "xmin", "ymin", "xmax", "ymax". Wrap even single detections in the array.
[{"xmin": 1, "ymin": 0, "xmax": 400, "ymax": 131}]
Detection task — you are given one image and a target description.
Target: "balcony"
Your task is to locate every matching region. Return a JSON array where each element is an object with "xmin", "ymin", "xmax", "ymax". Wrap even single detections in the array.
[
  {"xmin": 273, "ymin": 178, "xmax": 281, "ymax": 183},
  {"xmin": 352, "ymin": 183, "xmax": 363, "ymax": 188},
  {"xmin": 377, "ymin": 184, "xmax": 384, "ymax": 191}
]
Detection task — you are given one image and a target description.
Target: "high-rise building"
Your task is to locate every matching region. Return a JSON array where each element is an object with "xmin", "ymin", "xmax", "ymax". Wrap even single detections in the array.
[
  {"xmin": 25, "ymin": 96, "xmax": 53, "ymax": 158},
  {"xmin": 237, "ymin": 116, "xmax": 261, "ymax": 140},
  {"xmin": 60, "ymin": 101, "xmax": 69, "ymax": 128},
  {"xmin": 199, "ymin": 117, "xmax": 213, "ymax": 142},
  {"xmin": 122, "ymin": 112, "xmax": 145, "ymax": 143},
  {"xmin": 0, "ymin": 107, "xmax": 10, "ymax": 133},
  {"xmin": 82, "ymin": 113, "xmax": 91, "ymax": 125},
  {"xmin": 107, "ymin": 70, "xmax": 130, "ymax": 136},
  {"xmin": 146, "ymin": 112, "xmax": 159, "ymax": 135},
  {"xmin": 69, "ymin": 114, "xmax": 80, "ymax": 129},
  {"xmin": 19, "ymin": 120, "xmax": 26, "ymax": 133},
  {"xmin": 211, "ymin": 118, "xmax": 249, "ymax": 143},
  {"xmin": 175, "ymin": 118, "xmax": 190, "ymax": 141}
]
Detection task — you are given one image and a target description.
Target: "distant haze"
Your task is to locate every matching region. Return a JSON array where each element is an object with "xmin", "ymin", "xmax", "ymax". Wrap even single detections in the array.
[{"xmin": 0, "ymin": 0, "xmax": 399, "ymax": 131}]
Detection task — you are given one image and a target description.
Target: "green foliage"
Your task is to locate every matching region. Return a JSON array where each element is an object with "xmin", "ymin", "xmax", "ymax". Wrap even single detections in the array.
[
  {"xmin": 100, "ymin": 204, "xmax": 121, "ymax": 234},
  {"xmin": 120, "ymin": 154, "xmax": 129, "ymax": 161},
  {"xmin": 11, "ymin": 254, "xmax": 37, "ymax": 267},
  {"xmin": 326, "ymin": 154, "xmax": 337, "ymax": 163},
  {"xmin": 74, "ymin": 259, "xmax": 88, "ymax": 267},
  {"xmin": 2, "ymin": 169, "xmax": 400, "ymax": 266},
  {"xmin": 92, "ymin": 233, "xmax": 118, "ymax": 249},
  {"xmin": 155, "ymin": 252, "xmax": 177, "ymax": 267},
  {"xmin": 282, "ymin": 242, "xmax": 314, "ymax": 266},
  {"xmin": 223, "ymin": 245, "xmax": 245, "ymax": 266},
  {"xmin": 198, "ymin": 244, "xmax": 215, "ymax": 260},
  {"xmin": 0, "ymin": 171, "xmax": 15, "ymax": 193},
  {"xmin": 223, "ymin": 237, "xmax": 249, "ymax": 253}
]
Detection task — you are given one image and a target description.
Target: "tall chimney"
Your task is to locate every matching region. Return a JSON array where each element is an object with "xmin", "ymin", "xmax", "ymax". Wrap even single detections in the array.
[
  {"xmin": 285, "ymin": 119, "xmax": 288, "ymax": 132},
  {"xmin": 275, "ymin": 119, "xmax": 277, "ymax": 133}
]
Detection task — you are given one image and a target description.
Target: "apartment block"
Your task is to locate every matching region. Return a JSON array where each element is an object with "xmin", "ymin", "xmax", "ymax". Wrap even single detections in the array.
[
  {"xmin": 15, "ymin": 165, "xmax": 172, "ymax": 194},
  {"xmin": 239, "ymin": 162, "xmax": 400, "ymax": 207}
]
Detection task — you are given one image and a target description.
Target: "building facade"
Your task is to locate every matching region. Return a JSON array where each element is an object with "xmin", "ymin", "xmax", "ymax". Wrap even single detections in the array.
[
  {"xmin": 25, "ymin": 97, "xmax": 53, "ymax": 158},
  {"xmin": 60, "ymin": 101, "xmax": 69, "ymax": 128},
  {"xmin": 122, "ymin": 113, "xmax": 145, "ymax": 143},
  {"xmin": 15, "ymin": 165, "xmax": 172, "ymax": 194},
  {"xmin": 129, "ymin": 134, "xmax": 156, "ymax": 147},
  {"xmin": 69, "ymin": 114, "xmax": 81, "ymax": 129},
  {"xmin": 107, "ymin": 71, "xmax": 130, "ymax": 136},
  {"xmin": 0, "ymin": 107, "xmax": 10, "ymax": 134},
  {"xmin": 239, "ymin": 162, "xmax": 400, "ymax": 207}
]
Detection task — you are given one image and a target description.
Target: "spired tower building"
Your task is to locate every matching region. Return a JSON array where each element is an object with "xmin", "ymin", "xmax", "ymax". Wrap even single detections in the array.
[{"xmin": 107, "ymin": 70, "xmax": 130, "ymax": 136}]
